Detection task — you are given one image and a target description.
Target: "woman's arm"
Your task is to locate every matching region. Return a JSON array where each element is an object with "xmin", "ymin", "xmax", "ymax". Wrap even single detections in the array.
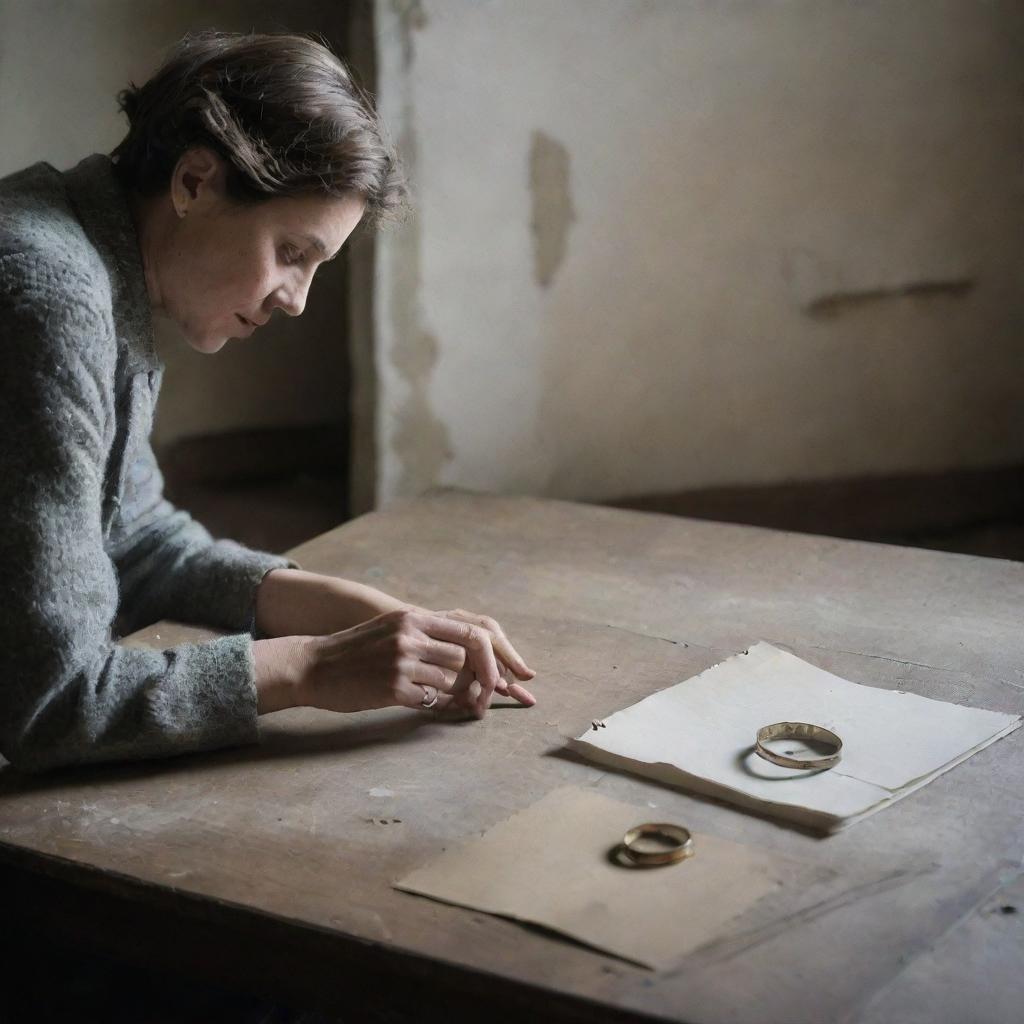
[
  {"xmin": 254, "ymin": 568, "xmax": 406, "ymax": 637},
  {"xmin": 108, "ymin": 425, "xmax": 294, "ymax": 638},
  {"xmin": 0, "ymin": 254, "xmax": 267, "ymax": 772}
]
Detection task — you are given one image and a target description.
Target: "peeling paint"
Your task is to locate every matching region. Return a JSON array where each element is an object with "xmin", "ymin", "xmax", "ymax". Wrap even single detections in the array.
[
  {"xmin": 391, "ymin": 329, "xmax": 453, "ymax": 492},
  {"xmin": 529, "ymin": 130, "xmax": 576, "ymax": 288},
  {"xmin": 385, "ymin": 0, "xmax": 453, "ymax": 496},
  {"xmin": 387, "ymin": 155, "xmax": 454, "ymax": 493}
]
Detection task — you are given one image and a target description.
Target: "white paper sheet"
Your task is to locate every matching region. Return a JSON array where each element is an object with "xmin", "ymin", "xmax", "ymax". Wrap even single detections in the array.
[
  {"xmin": 395, "ymin": 786, "xmax": 800, "ymax": 970},
  {"xmin": 571, "ymin": 643, "xmax": 1021, "ymax": 832}
]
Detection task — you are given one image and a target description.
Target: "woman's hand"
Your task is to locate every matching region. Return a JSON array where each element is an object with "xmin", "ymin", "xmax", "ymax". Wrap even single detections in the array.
[
  {"xmin": 254, "ymin": 570, "xmax": 537, "ymax": 713},
  {"xmin": 426, "ymin": 608, "xmax": 536, "ymax": 708},
  {"xmin": 298, "ymin": 609, "xmax": 533, "ymax": 717},
  {"xmin": 253, "ymin": 608, "xmax": 535, "ymax": 717}
]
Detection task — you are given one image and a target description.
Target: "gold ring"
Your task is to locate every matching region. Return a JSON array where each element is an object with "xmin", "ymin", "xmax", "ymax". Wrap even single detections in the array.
[
  {"xmin": 754, "ymin": 721, "xmax": 842, "ymax": 770},
  {"xmin": 621, "ymin": 823, "xmax": 694, "ymax": 867}
]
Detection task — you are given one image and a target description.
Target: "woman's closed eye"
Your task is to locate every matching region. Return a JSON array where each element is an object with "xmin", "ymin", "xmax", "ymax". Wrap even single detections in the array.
[{"xmin": 281, "ymin": 243, "xmax": 307, "ymax": 266}]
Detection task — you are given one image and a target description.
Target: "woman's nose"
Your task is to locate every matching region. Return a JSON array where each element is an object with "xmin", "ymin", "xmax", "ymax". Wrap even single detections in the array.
[{"xmin": 272, "ymin": 277, "xmax": 310, "ymax": 317}]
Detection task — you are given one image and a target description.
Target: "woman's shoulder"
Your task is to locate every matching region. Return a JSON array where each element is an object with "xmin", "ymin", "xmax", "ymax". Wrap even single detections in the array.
[
  {"xmin": 0, "ymin": 162, "xmax": 119, "ymax": 386},
  {"xmin": 0, "ymin": 160, "xmax": 110, "ymax": 306}
]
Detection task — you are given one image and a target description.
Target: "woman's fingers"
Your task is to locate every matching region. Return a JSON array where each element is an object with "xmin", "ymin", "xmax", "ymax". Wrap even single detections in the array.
[
  {"xmin": 406, "ymin": 659, "xmax": 453, "ymax": 690},
  {"xmin": 393, "ymin": 678, "xmax": 457, "ymax": 712},
  {"xmin": 505, "ymin": 681, "xmax": 537, "ymax": 706},
  {"xmin": 490, "ymin": 662, "xmax": 536, "ymax": 706},
  {"xmin": 424, "ymin": 610, "xmax": 536, "ymax": 708},
  {"xmin": 446, "ymin": 665, "xmax": 482, "ymax": 715},
  {"xmin": 441, "ymin": 609, "xmax": 535, "ymax": 680},
  {"xmin": 415, "ymin": 637, "xmax": 466, "ymax": 673},
  {"xmin": 415, "ymin": 615, "xmax": 501, "ymax": 716},
  {"xmin": 354, "ymin": 609, "xmax": 535, "ymax": 716}
]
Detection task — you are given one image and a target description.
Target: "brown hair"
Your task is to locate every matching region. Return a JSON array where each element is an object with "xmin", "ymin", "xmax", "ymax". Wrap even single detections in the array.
[{"xmin": 111, "ymin": 31, "xmax": 406, "ymax": 223}]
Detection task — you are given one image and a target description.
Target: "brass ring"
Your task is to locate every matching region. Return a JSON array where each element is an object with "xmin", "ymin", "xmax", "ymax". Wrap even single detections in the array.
[
  {"xmin": 754, "ymin": 721, "xmax": 842, "ymax": 770},
  {"xmin": 621, "ymin": 823, "xmax": 694, "ymax": 867}
]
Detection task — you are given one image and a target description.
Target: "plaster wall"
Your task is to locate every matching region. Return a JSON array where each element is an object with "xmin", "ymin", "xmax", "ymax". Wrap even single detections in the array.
[
  {"xmin": 372, "ymin": 0, "xmax": 1024, "ymax": 505},
  {"xmin": 0, "ymin": 0, "xmax": 349, "ymax": 449}
]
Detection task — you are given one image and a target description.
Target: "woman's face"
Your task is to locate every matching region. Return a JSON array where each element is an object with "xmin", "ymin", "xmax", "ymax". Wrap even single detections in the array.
[{"xmin": 146, "ymin": 149, "xmax": 365, "ymax": 354}]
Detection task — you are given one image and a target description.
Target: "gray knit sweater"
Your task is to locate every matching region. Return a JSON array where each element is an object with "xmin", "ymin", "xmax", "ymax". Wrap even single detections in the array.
[{"xmin": 0, "ymin": 155, "xmax": 293, "ymax": 772}]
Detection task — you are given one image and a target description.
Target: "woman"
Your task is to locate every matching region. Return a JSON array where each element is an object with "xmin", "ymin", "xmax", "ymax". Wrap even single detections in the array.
[{"xmin": 0, "ymin": 31, "xmax": 535, "ymax": 773}]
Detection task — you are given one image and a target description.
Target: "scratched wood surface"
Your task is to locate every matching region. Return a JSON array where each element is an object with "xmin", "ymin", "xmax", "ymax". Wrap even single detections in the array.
[{"xmin": 0, "ymin": 491, "xmax": 1022, "ymax": 1023}]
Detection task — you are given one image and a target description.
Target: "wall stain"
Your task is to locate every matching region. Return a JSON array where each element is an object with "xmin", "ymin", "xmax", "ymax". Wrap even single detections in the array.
[
  {"xmin": 388, "ymin": 173, "xmax": 454, "ymax": 493},
  {"xmin": 529, "ymin": 130, "xmax": 576, "ymax": 288},
  {"xmin": 807, "ymin": 279, "xmax": 976, "ymax": 319},
  {"xmin": 387, "ymin": 4, "xmax": 453, "ymax": 496},
  {"xmin": 391, "ymin": 0, "xmax": 427, "ymax": 69},
  {"xmin": 390, "ymin": 329, "xmax": 453, "ymax": 494}
]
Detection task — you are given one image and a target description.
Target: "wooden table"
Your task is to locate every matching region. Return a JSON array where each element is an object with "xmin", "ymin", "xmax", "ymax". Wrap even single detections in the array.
[{"xmin": 1, "ymin": 491, "xmax": 1022, "ymax": 1023}]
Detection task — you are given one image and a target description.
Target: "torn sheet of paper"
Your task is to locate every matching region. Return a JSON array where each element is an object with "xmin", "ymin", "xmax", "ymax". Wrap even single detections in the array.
[
  {"xmin": 571, "ymin": 643, "xmax": 1021, "ymax": 832},
  {"xmin": 395, "ymin": 786, "xmax": 805, "ymax": 970}
]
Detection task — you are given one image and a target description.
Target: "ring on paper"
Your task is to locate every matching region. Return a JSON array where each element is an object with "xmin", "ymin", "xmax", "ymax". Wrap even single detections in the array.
[
  {"xmin": 755, "ymin": 721, "xmax": 843, "ymax": 771},
  {"xmin": 621, "ymin": 823, "xmax": 694, "ymax": 867}
]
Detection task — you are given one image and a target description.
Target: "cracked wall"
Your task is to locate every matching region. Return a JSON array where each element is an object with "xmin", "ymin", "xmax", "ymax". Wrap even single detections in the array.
[{"xmin": 373, "ymin": 0, "xmax": 1024, "ymax": 505}]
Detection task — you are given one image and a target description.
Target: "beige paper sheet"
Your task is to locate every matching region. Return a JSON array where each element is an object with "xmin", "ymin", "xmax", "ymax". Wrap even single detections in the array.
[
  {"xmin": 395, "ymin": 786, "xmax": 791, "ymax": 970},
  {"xmin": 571, "ymin": 642, "xmax": 1022, "ymax": 832}
]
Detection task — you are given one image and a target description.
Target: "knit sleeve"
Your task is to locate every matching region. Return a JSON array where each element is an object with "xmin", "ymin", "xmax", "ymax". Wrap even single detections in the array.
[
  {"xmin": 0, "ymin": 254, "xmax": 264, "ymax": 772},
  {"xmin": 107, "ymin": 423, "xmax": 296, "ymax": 637}
]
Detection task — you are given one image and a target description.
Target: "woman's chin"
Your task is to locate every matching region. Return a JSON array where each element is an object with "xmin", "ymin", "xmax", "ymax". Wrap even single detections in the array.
[{"xmin": 184, "ymin": 330, "xmax": 230, "ymax": 355}]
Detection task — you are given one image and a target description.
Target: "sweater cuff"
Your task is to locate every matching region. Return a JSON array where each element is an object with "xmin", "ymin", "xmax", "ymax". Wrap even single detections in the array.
[
  {"xmin": 163, "ymin": 633, "xmax": 263, "ymax": 752},
  {"xmin": 191, "ymin": 542, "xmax": 299, "ymax": 635}
]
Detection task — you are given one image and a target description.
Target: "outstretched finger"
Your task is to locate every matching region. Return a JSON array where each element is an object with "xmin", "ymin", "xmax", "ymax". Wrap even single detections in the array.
[
  {"xmin": 505, "ymin": 681, "xmax": 537, "ymax": 706},
  {"xmin": 442, "ymin": 656, "xmax": 535, "ymax": 709},
  {"xmin": 491, "ymin": 662, "xmax": 536, "ymax": 707}
]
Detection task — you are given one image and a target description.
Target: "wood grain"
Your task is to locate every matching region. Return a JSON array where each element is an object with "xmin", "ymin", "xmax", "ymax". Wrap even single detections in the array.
[{"xmin": 1, "ymin": 490, "xmax": 1021, "ymax": 1023}]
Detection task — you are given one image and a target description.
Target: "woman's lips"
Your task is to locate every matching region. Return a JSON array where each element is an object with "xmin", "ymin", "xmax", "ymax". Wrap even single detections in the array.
[{"xmin": 235, "ymin": 314, "xmax": 257, "ymax": 336}]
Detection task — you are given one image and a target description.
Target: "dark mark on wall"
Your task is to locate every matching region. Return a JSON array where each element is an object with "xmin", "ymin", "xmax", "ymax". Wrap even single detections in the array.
[
  {"xmin": 387, "ymin": 1, "xmax": 453, "ymax": 496},
  {"xmin": 391, "ymin": 329, "xmax": 454, "ymax": 493},
  {"xmin": 392, "ymin": 0, "xmax": 427, "ymax": 70},
  {"xmin": 530, "ymin": 130, "xmax": 576, "ymax": 288},
  {"xmin": 807, "ymin": 278, "xmax": 975, "ymax": 318}
]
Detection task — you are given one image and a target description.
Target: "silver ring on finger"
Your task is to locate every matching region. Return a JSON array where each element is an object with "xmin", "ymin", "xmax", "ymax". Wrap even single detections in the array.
[{"xmin": 420, "ymin": 685, "xmax": 439, "ymax": 709}]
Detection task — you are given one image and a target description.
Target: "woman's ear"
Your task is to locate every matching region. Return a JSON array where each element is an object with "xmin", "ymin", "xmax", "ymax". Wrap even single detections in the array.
[{"xmin": 170, "ymin": 147, "xmax": 225, "ymax": 218}]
